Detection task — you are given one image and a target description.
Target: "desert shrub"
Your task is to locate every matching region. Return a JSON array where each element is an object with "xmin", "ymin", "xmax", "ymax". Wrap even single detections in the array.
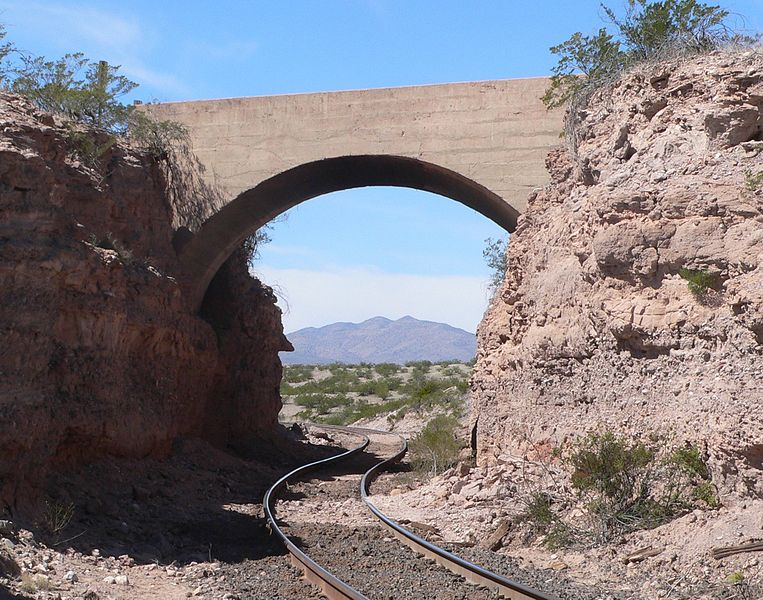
[
  {"xmin": 41, "ymin": 498, "xmax": 74, "ymax": 539},
  {"xmin": 522, "ymin": 492, "xmax": 576, "ymax": 549},
  {"xmin": 285, "ymin": 362, "xmax": 470, "ymax": 424},
  {"xmin": 543, "ymin": 1, "xmax": 749, "ymax": 148},
  {"xmin": 744, "ymin": 169, "xmax": 763, "ymax": 191},
  {"xmin": 404, "ymin": 360, "xmax": 432, "ymax": 369},
  {"xmin": 294, "ymin": 393, "xmax": 351, "ymax": 415},
  {"xmin": 375, "ymin": 363, "xmax": 400, "ymax": 377},
  {"xmin": 63, "ymin": 123, "xmax": 116, "ymax": 172},
  {"xmin": 241, "ymin": 228, "xmax": 272, "ymax": 265},
  {"xmin": 565, "ymin": 433, "xmax": 716, "ymax": 540},
  {"xmin": 409, "ymin": 415, "xmax": 462, "ymax": 477},
  {"xmin": 385, "ymin": 375, "xmax": 403, "ymax": 391},
  {"xmin": 483, "ymin": 236, "xmax": 508, "ymax": 292},
  {"xmin": 283, "ymin": 365, "xmax": 315, "ymax": 384},
  {"xmin": 679, "ymin": 267, "xmax": 716, "ymax": 300},
  {"xmin": 128, "ymin": 110, "xmax": 189, "ymax": 157},
  {"xmin": 0, "ymin": 25, "xmax": 15, "ymax": 84},
  {"xmin": 12, "ymin": 54, "xmax": 136, "ymax": 133},
  {"xmin": 374, "ymin": 380, "xmax": 390, "ymax": 400},
  {"xmin": 318, "ymin": 398, "xmax": 408, "ymax": 425}
]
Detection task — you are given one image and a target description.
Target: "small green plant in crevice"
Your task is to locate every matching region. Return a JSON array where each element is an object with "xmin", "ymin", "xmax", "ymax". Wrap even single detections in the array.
[
  {"xmin": 727, "ymin": 571, "xmax": 745, "ymax": 585},
  {"xmin": 521, "ymin": 491, "xmax": 576, "ymax": 549},
  {"xmin": 679, "ymin": 267, "xmax": 716, "ymax": 301},
  {"xmin": 409, "ymin": 415, "xmax": 462, "ymax": 477},
  {"xmin": 744, "ymin": 169, "xmax": 763, "ymax": 192},
  {"xmin": 64, "ymin": 123, "xmax": 115, "ymax": 172}
]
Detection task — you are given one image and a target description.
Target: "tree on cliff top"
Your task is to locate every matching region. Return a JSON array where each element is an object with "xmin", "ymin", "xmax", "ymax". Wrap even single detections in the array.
[
  {"xmin": 543, "ymin": 0, "xmax": 747, "ymax": 111},
  {"xmin": 0, "ymin": 26, "xmax": 13, "ymax": 84},
  {"xmin": 11, "ymin": 54, "xmax": 137, "ymax": 134}
]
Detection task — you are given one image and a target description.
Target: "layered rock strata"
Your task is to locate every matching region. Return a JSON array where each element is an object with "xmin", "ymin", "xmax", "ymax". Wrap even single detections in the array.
[
  {"xmin": 474, "ymin": 50, "xmax": 763, "ymax": 499},
  {"xmin": 0, "ymin": 94, "xmax": 289, "ymax": 508}
]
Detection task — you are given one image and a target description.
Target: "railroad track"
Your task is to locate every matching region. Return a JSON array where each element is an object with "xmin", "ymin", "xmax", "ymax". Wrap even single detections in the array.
[{"xmin": 265, "ymin": 424, "xmax": 555, "ymax": 600}]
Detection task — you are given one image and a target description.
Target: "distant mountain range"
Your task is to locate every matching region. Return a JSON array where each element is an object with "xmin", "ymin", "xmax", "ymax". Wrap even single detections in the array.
[{"xmin": 281, "ymin": 316, "xmax": 476, "ymax": 365}]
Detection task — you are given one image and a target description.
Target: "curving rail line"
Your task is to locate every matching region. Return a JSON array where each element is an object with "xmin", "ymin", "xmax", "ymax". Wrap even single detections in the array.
[
  {"xmin": 263, "ymin": 425, "xmax": 371, "ymax": 599},
  {"xmin": 265, "ymin": 424, "xmax": 556, "ymax": 600}
]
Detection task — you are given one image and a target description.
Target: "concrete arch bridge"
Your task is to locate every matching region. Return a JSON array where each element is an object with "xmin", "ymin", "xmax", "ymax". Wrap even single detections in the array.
[{"xmin": 146, "ymin": 78, "xmax": 563, "ymax": 310}]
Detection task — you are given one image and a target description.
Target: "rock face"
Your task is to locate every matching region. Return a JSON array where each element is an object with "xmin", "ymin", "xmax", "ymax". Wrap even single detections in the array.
[
  {"xmin": 473, "ymin": 51, "xmax": 763, "ymax": 499},
  {"xmin": 0, "ymin": 93, "xmax": 290, "ymax": 509}
]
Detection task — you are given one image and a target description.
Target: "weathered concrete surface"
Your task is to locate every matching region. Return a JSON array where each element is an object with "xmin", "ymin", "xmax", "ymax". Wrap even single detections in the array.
[
  {"xmin": 146, "ymin": 78, "xmax": 563, "ymax": 309},
  {"xmin": 148, "ymin": 78, "xmax": 562, "ymax": 214}
]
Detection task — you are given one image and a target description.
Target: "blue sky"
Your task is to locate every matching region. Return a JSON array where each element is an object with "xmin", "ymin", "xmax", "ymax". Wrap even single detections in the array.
[{"xmin": 4, "ymin": 1, "xmax": 762, "ymax": 331}]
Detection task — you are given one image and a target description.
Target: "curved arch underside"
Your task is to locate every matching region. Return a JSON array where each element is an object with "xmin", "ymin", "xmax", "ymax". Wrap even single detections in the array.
[{"xmin": 180, "ymin": 154, "xmax": 519, "ymax": 311}]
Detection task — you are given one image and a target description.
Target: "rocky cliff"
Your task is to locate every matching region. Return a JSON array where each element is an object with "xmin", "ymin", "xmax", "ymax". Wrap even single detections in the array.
[
  {"xmin": 473, "ymin": 50, "xmax": 763, "ymax": 500},
  {"xmin": 0, "ymin": 93, "xmax": 290, "ymax": 509}
]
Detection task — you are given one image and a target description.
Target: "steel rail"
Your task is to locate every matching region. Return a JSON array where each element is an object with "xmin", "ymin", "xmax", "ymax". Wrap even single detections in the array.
[
  {"xmin": 267, "ymin": 423, "xmax": 557, "ymax": 599},
  {"xmin": 360, "ymin": 430, "xmax": 557, "ymax": 600},
  {"xmin": 263, "ymin": 425, "xmax": 372, "ymax": 600}
]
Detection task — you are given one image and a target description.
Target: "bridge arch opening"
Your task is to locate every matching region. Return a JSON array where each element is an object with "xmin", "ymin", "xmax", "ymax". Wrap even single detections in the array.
[{"xmin": 180, "ymin": 154, "xmax": 518, "ymax": 311}]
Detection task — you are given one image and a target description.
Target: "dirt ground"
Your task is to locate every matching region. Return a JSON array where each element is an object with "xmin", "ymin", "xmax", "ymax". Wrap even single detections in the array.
[{"xmin": 0, "ymin": 427, "xmax": 341, "ymax": 600}]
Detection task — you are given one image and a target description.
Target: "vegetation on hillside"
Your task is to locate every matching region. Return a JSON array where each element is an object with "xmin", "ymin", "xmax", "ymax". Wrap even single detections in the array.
[
  {"xmin": 543, "ymin": 1, "xmax": 757, "ymax": 146},
  {"xmin": 522, "ymin": 432, "xmax": 719, "ymax": 548},
  {"xmin": 0, "ymin": 24, "xmax": 269, "ymax": 252},
  {"xmin": 409, "ymin": 415, "xmax": 463, "ymax": 477},
  {"xmin": 281, "ymin": 361, "xmax": 470, "ymax": 426}
]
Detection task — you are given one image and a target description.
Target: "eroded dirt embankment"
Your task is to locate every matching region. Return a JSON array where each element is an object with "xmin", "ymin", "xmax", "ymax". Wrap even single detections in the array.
[
  {"xmin": 474, "ymin": 50, "xmax": 763, "ymax": 500},
  {"xmin": 0, "ymin": 93, "xmax": 290, "ymax": 510}
]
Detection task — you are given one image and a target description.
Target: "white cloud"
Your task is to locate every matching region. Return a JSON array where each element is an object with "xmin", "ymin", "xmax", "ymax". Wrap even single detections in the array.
[
  {"xmin": 0, "ymin": 0, "xmax": 190, "ymax": 97},
  {"xmin": 253, "ymin": 265, "xmax": 493, "ymax": 334}
]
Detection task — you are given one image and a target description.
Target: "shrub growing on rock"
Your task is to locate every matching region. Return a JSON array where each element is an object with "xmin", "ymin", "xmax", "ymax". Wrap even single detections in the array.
[
  {"xmin": 409, "ymin": 415, "xmax": 462, "ymax": 477},
  {"xmin": 543, "ymin": 1, "xmax": 752, "ymax": 145},
  {"xmin": 11, "ymin": 54, "xmax": 136, "ymax": 133},
  {"xmin": 679, "ymin": 267, "xmax": 716, "ymax": 301},
  {"xmin": 523, "ymin": 433, "xmax": 718, "ymax": 546}
]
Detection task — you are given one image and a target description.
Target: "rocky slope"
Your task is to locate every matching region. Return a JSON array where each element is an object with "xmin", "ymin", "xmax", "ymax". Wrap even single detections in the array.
[
  {"xmin": 284, "ymin": 316, "xmax": 476, "ymax": 364},
  {"xmin": 474, "ymin": 49, "xmax": 763, "ymax": 499},
  {"xmin": 0, "ymin": 93, "xmax": 290, "ymax": 510}
]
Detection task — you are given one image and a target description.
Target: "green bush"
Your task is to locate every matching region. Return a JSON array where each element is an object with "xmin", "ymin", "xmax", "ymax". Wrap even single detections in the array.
[
  {"xmin": 128, "ymin": 110, "xmax": 189, "ymax": 158},
  {"xmin": 409, "ymin": 415, "xmax": 462, "ymax": 477},
  {"xmin": 745, "ymin": 169, "xmax": 763, "ymax": 191},
  {"xmin": 283, "ymin": 365, "xmax": 315, "ymax": 384},
  {"xmin": 563, "ymin": 433, "xmax": 717, "ymax": 539},
  {"xmin": 294, "ymin": 393, "xmax": 351, "ymax": 414},
  {"xmin": 522, "ymin": 492, "xmax": 575, "ymax": 549},
  {"xmin": 375, "ymin": 363, "xmax": 400, "ymax": 377},
  {"xmin": 0, "ymin": 27, "xmax": 191, "ymax": 170},
  {"xmin": 483, "ymin": 237, "xmax": 508, "ymax": 292},
  {"xmin": 0, "ymin": 25, "xmax": 14, "ymax": 84},
  {"xmin": 64, "ymin": 123, "xmax": 115, "ymax": 172},
  {"xmin": 12, "ymin": 53, "xmax": 136, "ymax": 133},
  {"xmin": 543, "ymin": 1, "xmax": 746, "ymax": 144},
  {"xmin": 374, "ymin": 380, "xmax": 390, "ymax": 400},
  {"xmin": 679, "ymin": 267, "xmax": 716, "ymax": 300},
  {"xmin": 284, "ymin": 361, "xmax": 470, "ymax": 425}
]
